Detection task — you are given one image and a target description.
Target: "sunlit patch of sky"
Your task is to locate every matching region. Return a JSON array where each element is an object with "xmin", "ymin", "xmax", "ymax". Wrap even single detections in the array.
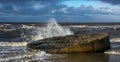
[
  {"xmin": 62, "ymin": 0, "xmax": 113, "ymax": 9},
  {"xmin": 62, "ymin": 1, "xmax": 99, "ymax": 7}
]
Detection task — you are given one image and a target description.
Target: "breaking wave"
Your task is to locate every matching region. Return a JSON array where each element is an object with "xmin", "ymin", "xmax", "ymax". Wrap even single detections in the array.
[
  {"xmin": 0, "ymin": 18, "xmax": 71, "ymax": 62},
  {"xmin": 23, "ymin": 18, "xmax": 73, "ymax": 41}
]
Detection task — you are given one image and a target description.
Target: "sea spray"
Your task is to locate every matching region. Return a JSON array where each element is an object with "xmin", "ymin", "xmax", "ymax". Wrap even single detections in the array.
[{"xmin": 23, "ymin": 18, "xmax": 73, "ymax": 41}]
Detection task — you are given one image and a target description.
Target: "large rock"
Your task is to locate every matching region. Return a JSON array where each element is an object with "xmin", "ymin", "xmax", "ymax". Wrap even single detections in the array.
[{"xmin": 27, "ymin": 33, "xmax": 110, "ymax": 53}]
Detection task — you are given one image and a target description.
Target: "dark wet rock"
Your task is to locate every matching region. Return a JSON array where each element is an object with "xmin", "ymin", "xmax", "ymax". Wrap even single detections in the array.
[{"xmin": 27, "ymin": 33, "xmax": 110, "ymax": 54}]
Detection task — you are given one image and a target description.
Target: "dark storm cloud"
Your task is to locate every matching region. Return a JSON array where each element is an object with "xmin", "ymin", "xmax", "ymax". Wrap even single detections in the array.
[
  {"xmin": 0, "ymin": 0, "xmax": 69, "ymax": 15},
  {"xmin": 100, "ymin": 0, "xmax": 120, "ymax": 5},
  {"xmin": 58, "ymin": 5, "xmax": 111, "ymax": 17},
  {"xmin": 1, "ymin": 4, "xmax": 117, "ymax": 22},
  {"xmin": 54, "ymin": 5, "xmax": 116, "ymax": 22},
  {"xmin": 0, "ymin": 0, "xmax": 68, "ymax": 4}
]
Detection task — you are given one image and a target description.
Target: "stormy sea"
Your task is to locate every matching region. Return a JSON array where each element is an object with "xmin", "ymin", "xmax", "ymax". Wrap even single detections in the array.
[{"xmin": 1, "ymin": 19, "xmax": 120, "ymax": 62}]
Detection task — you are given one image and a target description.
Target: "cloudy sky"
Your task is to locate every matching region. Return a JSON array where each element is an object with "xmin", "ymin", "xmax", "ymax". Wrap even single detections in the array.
[{"xmin": 0, "ymin": 0, "xmax": 120, "ymax": 22}]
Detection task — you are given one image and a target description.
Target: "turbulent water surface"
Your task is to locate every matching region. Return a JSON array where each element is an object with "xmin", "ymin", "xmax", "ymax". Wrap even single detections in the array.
[{"xmin": 0, "ymin": 20, "xmax": 120, "ymax": 62}]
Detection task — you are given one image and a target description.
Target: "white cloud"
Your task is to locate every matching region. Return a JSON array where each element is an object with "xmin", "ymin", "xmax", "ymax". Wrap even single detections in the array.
[
  {"xmin": 13, "ymin": 5, "xmax": 19, "ymax": 11},
  {"xmin": 59, "ymin": 7, "xmax": 68, "ymax": 13},
  {"xmin": 51, "ymin": 9, "xmax": 57, "ymax": 13},
  {"xmin": 32, "ymin": 3, "xmax": 44, "ymax": 10}
]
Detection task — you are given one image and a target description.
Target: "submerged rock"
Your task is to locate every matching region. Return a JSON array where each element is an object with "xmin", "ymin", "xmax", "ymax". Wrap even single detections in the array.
[{"xmin": 27, "ymin": 33, "xmax": 110, "ymax": 53}]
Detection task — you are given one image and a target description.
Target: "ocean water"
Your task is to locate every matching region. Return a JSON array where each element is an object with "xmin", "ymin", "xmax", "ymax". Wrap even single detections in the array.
[{"xmin": 0, "ymin": 20, "xmax": 120, "ymax": 62}]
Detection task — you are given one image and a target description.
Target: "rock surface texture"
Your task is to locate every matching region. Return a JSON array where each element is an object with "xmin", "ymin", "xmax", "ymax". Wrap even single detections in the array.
[{"xmin": 27, "ymin": 33, "xmax": 110, "ymax": 53}]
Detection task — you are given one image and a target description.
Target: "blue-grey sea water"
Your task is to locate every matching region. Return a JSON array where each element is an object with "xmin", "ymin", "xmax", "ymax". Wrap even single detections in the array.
[{"xmin": 0, "ymin": 22, "xmax": 120, "ymax": 62}]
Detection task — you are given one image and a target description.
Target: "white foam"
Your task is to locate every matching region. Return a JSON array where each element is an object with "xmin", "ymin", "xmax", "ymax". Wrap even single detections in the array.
[
  {"xmin": 69, "ymin": 25, "xmax": 87, "ymax": 28},
  {"xmin": 0, "ymin": 42, "xmax": 27, "ymax": 46},
  {"xmin": 104, "ymin": 50, "xmax": 120, "ymax": 55},
  {"xmin": 0, "ymin": 50, "xmax": 53, "ymax": 62},
  {"xmin": 21, "ymin": 25, "xmax": 36, "ymax": 29},
  {"xmin": 110, "ymin": 38, "xmax": 120, "ymax": 42}
]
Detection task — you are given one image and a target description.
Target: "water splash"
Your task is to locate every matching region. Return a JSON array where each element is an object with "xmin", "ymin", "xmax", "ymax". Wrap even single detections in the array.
[{"xmin": 25, "ymin": 18, "xmax": 73, "ymax": 41}]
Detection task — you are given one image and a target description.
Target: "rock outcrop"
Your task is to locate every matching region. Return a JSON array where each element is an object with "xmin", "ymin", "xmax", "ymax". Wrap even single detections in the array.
[{"xmin": 27, "ymin": 33, "xmax": 110, "ymax": 53}]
